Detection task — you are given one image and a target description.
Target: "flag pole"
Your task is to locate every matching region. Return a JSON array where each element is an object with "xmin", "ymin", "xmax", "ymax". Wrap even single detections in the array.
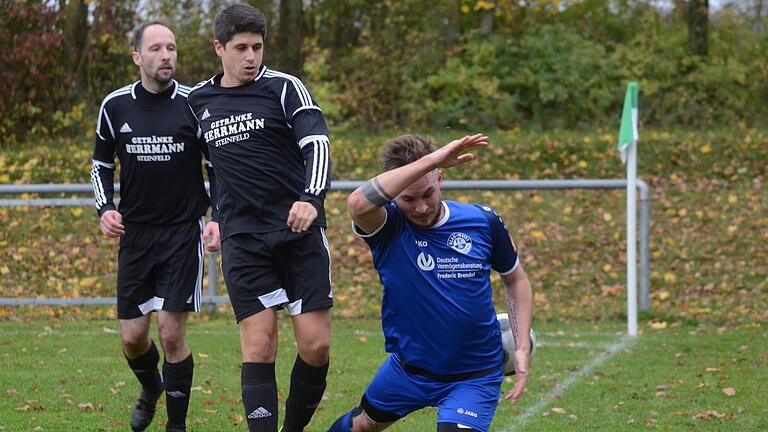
[
  {"xmin": 618, "ymin": 82, "xmax": 639, "ymax": 337},
  {"xmin": 627, "ymin": 134, "xmax": 638, "ymax": 337}
]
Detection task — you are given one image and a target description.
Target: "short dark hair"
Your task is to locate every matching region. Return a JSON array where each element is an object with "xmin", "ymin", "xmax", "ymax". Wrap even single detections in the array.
[
  {"xmin": 382, "ymin": 135, "xmax": 437, "ymax": 171},
  {"xmin": 134, "ymin": 21, "xmax": 171, "ymax": 52},
  {"xmin": 214, "ymin": 3, "xmax": 267, "ymax": 46}
]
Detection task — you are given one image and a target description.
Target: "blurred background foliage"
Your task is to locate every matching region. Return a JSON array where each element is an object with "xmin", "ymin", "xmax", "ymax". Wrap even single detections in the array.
[{"xmin": 1, "ymin": 0, "xmax": 766, "ymax": 145}]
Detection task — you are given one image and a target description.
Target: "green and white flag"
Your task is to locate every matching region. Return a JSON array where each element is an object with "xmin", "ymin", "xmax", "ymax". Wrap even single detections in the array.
[{"xmin": 618, "ymin": 82, "xmax": 638, "ymax": 164}]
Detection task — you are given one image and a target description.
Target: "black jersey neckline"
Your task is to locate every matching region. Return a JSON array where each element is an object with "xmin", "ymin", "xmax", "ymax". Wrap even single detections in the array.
[
  {"xmin": 133, "ymin": 81, "xmax": 177, "ymax": 110},
  {"xmin": 210, "ymin": 66, "xmax": 267, "ymax": 91}
]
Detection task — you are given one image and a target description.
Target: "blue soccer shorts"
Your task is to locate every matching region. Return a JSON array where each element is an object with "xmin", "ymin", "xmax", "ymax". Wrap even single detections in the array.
[{"xmin": 363, "ymin": 353, "xmax": 503, "ymax": 432}]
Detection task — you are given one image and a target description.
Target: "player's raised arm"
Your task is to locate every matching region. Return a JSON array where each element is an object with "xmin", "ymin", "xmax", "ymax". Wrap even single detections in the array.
[{"xmin": 348, "ymin": 133, "xmax": 489, "ymax": 233}]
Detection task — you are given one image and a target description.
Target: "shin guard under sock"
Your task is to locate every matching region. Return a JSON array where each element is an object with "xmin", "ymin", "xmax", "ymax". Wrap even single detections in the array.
[
  {"xmin": 241, "ymin": 362, "xmax": 278, "ymax": 432},
  {"xmin": 163, "ymin": 353, "xmax": 194, "ymax": 429},
  {"xmin": 283, "ymin": 354, "xmax": 329, "ymax": 432},
  {"xmin": 126, "ymin": 340, "xmax": 163, "ymax": 394}
]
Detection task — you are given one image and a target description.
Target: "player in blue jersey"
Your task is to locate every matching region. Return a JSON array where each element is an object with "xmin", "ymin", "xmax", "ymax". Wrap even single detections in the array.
[{"xmin": 327, "ymin": 134, "xmax": 533, "ymax": 432}]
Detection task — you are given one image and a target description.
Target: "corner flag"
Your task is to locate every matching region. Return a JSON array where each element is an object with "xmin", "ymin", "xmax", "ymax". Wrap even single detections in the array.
[
  {"xmin": 618, "ymin": 82, "xmax": 639, "ymax": 164},
  {"xmin": 618, "ymin": 82, "xmax": 640, "ymax": 337}
]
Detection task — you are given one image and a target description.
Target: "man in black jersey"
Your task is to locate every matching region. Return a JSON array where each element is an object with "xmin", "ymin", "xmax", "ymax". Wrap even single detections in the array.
[
  {"xmin": 90, "ymin": 22, "xmax": 219, "ymax": 432},
  {"xmin": 187, "ymin": 4, "xmax": 332, "ymax": 432}
]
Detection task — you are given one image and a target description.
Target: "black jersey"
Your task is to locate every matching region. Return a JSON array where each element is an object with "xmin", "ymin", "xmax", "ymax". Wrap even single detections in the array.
[
  {"xmin": 186, "ymin": 66, "xmax": 331, "ymax": 238},
  {"xmin": 91, "ymin": 80, "xmax": 216, "ymax": 225}
]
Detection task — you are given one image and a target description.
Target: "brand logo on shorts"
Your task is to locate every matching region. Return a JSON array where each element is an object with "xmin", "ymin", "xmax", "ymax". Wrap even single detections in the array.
[
  {"xmin": 456, "ymin": 407, "xmax": 478, "ymax": 418},
  {"xmin": 417, "ymin": 252, "xmax": 435, "ymax": 271},
  {"xmin": 247, "ymin": 407, "xmax": 272, "ymax": 419},
  {"xmin": 166, "ymin": 391, "xmax": 187, "ymax": 398},
  {"xmin": 447, "ymin": 232, "xmax": 473, "ymax": 255}
]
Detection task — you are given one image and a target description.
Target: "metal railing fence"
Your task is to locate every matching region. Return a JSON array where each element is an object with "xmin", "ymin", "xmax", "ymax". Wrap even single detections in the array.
[{"xmin": 0, "ymin": 180, "xmax": 650, "ymax": 309}]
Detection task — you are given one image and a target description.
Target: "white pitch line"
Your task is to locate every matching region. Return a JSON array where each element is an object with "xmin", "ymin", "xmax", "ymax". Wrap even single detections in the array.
[{"xmin": 500, "ymin": 337, "xmax": 634, "ymax": 432}]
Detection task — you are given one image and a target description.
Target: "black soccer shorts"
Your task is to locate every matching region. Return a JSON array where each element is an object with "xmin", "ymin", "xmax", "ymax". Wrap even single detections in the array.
[
  {"xmin": 116, "ymin": 217, "xmax": 205, "ymax": 319},
  {"xmin": 221, "ymin": 227, "xmax": 333, "ymax": 322}
]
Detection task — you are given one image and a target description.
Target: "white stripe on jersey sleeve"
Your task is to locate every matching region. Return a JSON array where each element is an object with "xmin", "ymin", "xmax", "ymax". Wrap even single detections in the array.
[
  {"xmin": 498, "ymin": 257, "xmax": 520, "ymax": 276},
  {"xmin": 279, "ymin": 82, "xmax": 288, "ymax": 118},
  {"xmin": 96, "ymin": 85, "xmax": 132, "ymax": 140},
  {"xmin": 187, "ymin": 78, "xmax": 211, "ymax": 95},
  {"xmin": 130, "ymin": 81, "xmax": 138, "ymax": 100},
  {"xmin": 98, "ymin": 110, "xmax": 115, "ymax": 141},
  {"xmin": 92, "ymin": 159, "xmax": 115, "ymax": 169},
  {"xmin": 264, "ymin": 69, "xmax": 315, "ymax": 109},
  {"xmin": 309, "ymin": 141, "xmax": 321, "ymax": 194},
  {"xmin": 172, "ymin": 80, "xmax": 181, "ymax": 99},
  {"xmin": 298, "ymin": 134, "xmax": 329, "ymax": 149},
  {"xmin": 177, "ymin": 81, "xmax": 194, "ymax": 98},
  {"xmin": 305, "ymin": 137, "xmax": 330, "ymax": 195},
  {"xmin": 90, "ymin": 162, "xmax": 108, "ymax": 208},
  {"xmin": 186, "ymin": 104, "xmax": 201, "ymax": 123},
  {"xmin": 316, "ymin": 139, "xmax": 329, "ymax": 193},
  {"xmin": 292, "ymin": 105, "xmax": 322, "ymax": 118}
]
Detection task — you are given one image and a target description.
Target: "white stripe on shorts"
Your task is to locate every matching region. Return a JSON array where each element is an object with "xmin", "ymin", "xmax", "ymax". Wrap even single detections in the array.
[{"xmin": 258, "ymin": 288, "xmax": 289, "ymax": 309}]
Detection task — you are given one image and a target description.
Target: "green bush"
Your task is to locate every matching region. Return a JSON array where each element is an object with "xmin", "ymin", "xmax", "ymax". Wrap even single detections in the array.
[
  {"xmin": 411, "ymin": 26, "xmax": 621, "ymax": 130},
  {"xmin": 611, "ymin": 8, "xmax": 764, "ymax": 127}
]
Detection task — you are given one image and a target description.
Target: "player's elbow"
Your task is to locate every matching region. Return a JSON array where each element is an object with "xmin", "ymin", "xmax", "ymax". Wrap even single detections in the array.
[{"xmin": 347, "ymin": 189, "xmax": 370, "ymax": 219}]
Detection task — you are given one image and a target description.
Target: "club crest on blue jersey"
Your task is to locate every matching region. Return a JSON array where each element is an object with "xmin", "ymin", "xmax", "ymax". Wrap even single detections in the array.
[{"xmin": 447, "ymin": 232, "xmax": 473, "ymax": 255}]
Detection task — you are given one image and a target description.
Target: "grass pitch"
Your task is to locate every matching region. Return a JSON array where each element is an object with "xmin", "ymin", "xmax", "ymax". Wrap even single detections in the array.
[{"xmin": 0, "ymin": 316, "xmax": 765, "ymax": 431}]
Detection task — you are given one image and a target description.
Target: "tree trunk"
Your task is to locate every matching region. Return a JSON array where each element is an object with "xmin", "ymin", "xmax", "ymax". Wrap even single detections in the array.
[
  {"xmin": 64, "ymin": 0, "xmax": 88, "ymax": 100},
  {"xmin": 480, "ymin": 9, "xmax": 494, "ymax": 35},
  {"xmin": 687, "ymin": 0, "xmax": 708, "ymax": 56},
  {"xmin": 445, "ymin": 0, "xmax": 462, "ymax": 42},
  {"xmin": 753, "ymin": 0, "xmax": 765, "ymax": 33},
  {"xmin": 274, "ymin": 0, "xmax": 304, "ymax": 77}
]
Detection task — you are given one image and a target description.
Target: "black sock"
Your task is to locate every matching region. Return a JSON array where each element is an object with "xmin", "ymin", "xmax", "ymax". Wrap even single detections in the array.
[
  {"xmin": 283, "ymin": 355, "xmax": 329, "ymax": 432},
  {"xmin": 163, "ymin": 353, "xmax": 193, "ymax": 430},
  {"xmin": 242, "ymin": 362, "xmax": 278, "ymax": 432},
  {"xmin": 126, "ymin": 340, "xmax": 163, "ymax": 394}
]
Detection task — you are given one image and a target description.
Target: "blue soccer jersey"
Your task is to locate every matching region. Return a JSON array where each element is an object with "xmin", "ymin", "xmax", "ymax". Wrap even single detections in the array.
[{"xmin": 355, "ymin": 200, "xmax": 519, "ymax": 375}]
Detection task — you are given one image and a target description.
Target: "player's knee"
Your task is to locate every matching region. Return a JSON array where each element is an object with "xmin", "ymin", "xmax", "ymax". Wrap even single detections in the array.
[
  {"xmin": 298, "ymin": 338, "xmax": 330, "ymax": 365},
  {"xmin": 241, "ymin": 337, "xmax": 278, "ymax": 362},
  {"xmin": 354, "ymin": 412, "xmax": 386, "ymax": 432},
  {"xmin": 121, "ymin": 332, "xmax": 149, "ymax": 351},
  {"xmin": 158, "ymin": 331, "xmax": 185, "ymax": 355}
]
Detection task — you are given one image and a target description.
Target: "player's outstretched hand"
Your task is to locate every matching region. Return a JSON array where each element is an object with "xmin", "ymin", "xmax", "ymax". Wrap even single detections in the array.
[
  {"xmin": 287, "ymin": 201, "xmax": 318, "ymax": 233},
  {"xmin": 203, "ymin": 221, "xmax": 221, "ymax": 252},
  {"xmin": 99, "ymin": 210, "xmax": 125, "ymax": 238},
  {"xmin": 504, "ymin": 349, "xmax": 530, "ymax": 405},
  {"xmin": 427, "ymin": 133, "xmax": 489, "ymax": 169}
]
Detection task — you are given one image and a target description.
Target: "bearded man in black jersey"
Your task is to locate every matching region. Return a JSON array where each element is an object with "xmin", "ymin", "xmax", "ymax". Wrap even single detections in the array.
[
  {"xmin": 187, "ymin": 3, "xmax": 333, "ymax": 432},
  {"xmin": 91, "ymin": 22, "xmax": 219, "ymax": 432}
]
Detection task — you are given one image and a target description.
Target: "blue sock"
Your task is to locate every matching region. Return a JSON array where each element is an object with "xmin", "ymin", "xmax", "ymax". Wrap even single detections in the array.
[{"xmin": 327, "ymin": 407, "xmax": 357, "ymax": 432}]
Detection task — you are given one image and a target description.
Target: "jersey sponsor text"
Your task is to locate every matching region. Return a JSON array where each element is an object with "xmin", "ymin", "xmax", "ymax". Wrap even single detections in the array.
[
  {"xmin": 204, "ymin": 112, "xmax": 265, "ymax": 147},
  {"xmin": 125, "ymin": 139, "xmax": 186, "ymax": 162}
]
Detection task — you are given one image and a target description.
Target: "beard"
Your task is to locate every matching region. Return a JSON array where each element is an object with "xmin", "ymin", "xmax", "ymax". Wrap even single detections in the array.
[
  {"xmin": 408, "ymin": 202, "xmax": 442, "ymax": 228},
  {"xmin": 150, "ymin": 70, "xmax": 173, "ymax": 85}
]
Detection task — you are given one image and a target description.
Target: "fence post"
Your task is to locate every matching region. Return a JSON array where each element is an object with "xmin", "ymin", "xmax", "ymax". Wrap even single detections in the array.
[{"xmin": 638, "ymin": 180, "xmax": 651, "ymax": 311}]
